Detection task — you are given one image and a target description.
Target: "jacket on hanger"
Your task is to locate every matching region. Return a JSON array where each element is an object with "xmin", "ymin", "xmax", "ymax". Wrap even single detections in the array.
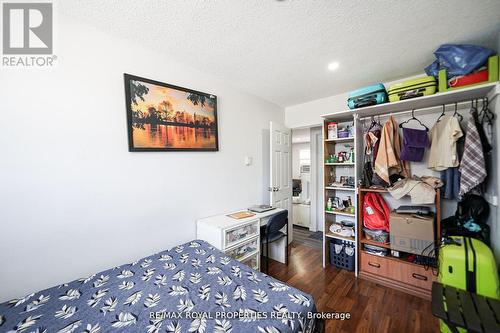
[{"xmin": 374, "ymin": 116, "xmax": 410, "ymax": 184}]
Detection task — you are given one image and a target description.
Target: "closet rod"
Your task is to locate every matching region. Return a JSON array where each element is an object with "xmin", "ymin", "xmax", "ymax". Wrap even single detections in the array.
[{"xmin": 358, "ymin": 97, "xmax": 489, "ymax": 121}]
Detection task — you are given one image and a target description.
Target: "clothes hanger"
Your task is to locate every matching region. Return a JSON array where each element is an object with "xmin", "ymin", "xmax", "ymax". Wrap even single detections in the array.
[
  {"xmin": 368, "ymin": 116, "xmax": 378, "ymax": 130},
  {"xmin": 436, "ymin": 104, "xmax": 447, "ymax": 122},
  {"xmin": 479, "ymin": 97, "xmax": 494, "ymax": 125},
  {"xmin": 470, "ymin": 99, "xmax": 478, "ymax": 113},
  {"xmin": 399, "ymin": 109, "xmax": 429, "ymax": 131},
  {"xmin": 452, "ymin": 102, "xmax": 463, "ymax": 122}
]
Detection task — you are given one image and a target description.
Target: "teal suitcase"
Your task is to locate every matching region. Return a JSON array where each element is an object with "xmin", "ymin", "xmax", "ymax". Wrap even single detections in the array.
[
  {"xmin": 438, "ymin": 236, "xmax": 499, "ymax": 332},
  {"xmin": 347, "ymin": 83, "xmax": 388, "ymax": 109}
]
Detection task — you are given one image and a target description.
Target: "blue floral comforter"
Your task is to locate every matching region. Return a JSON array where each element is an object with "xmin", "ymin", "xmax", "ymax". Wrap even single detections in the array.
[{"xmin": 0, "ymin": 240, "xmax": 317, "ymax": 333}]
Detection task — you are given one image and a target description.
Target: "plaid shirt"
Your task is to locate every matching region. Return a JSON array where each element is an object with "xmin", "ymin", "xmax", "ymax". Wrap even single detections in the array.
[{"xmin": 459, "ymin": 111, "xmax": 486, "ymax": 196}]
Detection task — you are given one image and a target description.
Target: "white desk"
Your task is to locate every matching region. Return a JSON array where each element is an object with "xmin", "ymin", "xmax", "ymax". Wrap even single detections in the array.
[{"xmin": 196, "ymin": 208, "xmax": 287, "ymax": 270}]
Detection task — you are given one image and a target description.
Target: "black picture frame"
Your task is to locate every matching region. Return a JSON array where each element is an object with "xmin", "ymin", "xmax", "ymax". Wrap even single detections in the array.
[{"xmin": 124, "ymin": 73, "xmax": 219, "ymax": 152}]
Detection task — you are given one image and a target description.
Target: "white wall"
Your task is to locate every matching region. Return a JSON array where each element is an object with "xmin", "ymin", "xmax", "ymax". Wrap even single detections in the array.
[
  {"xmin": 291, "ymin": 127, "xmax": 311, "ymax": 144},
  {"xmin": 286, "ymin": 93, "xmax": 349, "ymax": 128},
  {"xmin": 0, "ymin": 15, "xmax": 284, "ymax": 301}
]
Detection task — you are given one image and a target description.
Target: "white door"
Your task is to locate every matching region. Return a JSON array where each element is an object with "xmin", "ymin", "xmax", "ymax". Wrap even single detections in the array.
[{"xmin": 270, "ymin": 121, "xmax": 293, "ymax": 242}]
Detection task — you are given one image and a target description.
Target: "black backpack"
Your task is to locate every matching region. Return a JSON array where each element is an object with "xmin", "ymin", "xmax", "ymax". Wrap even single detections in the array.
[
  {"xmin": 441, "ymin": 194, "xmax": 490, "ymax": 245},
  {"xmin": 457, "ymin": 193, "xmax": 490, "ymax": 223}
]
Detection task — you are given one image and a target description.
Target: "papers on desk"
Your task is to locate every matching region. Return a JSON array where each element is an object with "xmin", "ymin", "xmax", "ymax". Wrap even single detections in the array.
[{"xmin": 227, "ymin": 211, "xmax": 256, "ymax": 219}]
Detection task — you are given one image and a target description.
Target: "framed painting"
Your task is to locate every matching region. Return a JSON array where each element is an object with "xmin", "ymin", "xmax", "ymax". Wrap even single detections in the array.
[{"xmin": 124, "ymin": 74, "xmax": 219, "ymax": 151}]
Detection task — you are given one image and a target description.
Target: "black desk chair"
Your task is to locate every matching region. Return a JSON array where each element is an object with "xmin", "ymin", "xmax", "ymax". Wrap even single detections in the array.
[{"xmin": 261, "ymin": 210, "xmax": 289, "ymax": 274}]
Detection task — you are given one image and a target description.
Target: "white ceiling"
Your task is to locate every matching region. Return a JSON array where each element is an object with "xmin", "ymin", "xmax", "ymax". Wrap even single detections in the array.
[{"xmin": 59, "ymin": 0, "xmax": 500, "ymax": 107}]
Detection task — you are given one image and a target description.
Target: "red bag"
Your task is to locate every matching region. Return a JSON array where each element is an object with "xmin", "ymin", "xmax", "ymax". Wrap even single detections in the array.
[{"xmin": 363, "ymin": 192, "xmax": 390, "ymax": 232}]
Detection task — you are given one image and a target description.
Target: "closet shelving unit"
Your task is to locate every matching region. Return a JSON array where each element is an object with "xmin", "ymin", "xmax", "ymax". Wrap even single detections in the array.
[
  {"xmin": 322, "ymin": 81, "xmax": 499, "ymax": 297},
  {"xmin": 322, "ymin": 117, "xmax": 360, "ymax": 274}
]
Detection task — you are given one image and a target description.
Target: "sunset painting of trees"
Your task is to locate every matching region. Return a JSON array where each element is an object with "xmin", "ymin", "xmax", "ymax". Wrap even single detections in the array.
[{"xmin": 125, "ymin": 74, "xmax": 218, "ymax": 151}]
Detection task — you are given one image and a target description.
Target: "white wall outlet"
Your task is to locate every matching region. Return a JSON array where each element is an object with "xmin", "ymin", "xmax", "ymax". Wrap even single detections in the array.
[{"xmin": 244, "ymin": 156, "xmax": 253, "ymax": 166}]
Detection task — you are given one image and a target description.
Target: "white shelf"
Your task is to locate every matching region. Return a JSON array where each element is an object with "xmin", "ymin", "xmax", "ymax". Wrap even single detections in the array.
[
  {"xmin": 321, "ymin": 82, "xmax": 499, "ymax": 122},
  {"xmin": 325, "ymin": 137, "xmax": 355, "ymax": 143},
  {"xmin": 325, "ymin": 162, "xmax": 355, "ymax": 166},
  {"xmin": 325, "ymin": 233, "xmax": 356, "ymax": 243},
  {"xmin": 325, "ymin": 210, "xmax": 355, "ymax": 217},
  {"xmin": 325, "ymin": 186, "xmax": 355, "ymax": 191}
]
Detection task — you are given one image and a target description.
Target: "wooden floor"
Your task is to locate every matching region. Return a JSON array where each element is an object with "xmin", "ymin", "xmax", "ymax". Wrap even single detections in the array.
[
  {"xmin": 267, "ymin": 242, "xmax": 439, "ymax": 333},
  {"xmin": 292, "ymin": 225, "xmax": 322, "ymax": 249}
]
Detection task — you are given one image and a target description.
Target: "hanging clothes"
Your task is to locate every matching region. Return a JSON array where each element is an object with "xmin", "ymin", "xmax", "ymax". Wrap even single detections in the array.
[
  {"xmin": 459, "ymin": 110, "xmax": 487, "ymax": 196},
  {"xmin": 400, "ymin": 127, "xmax": 429, "ymax": 162},
  {"xmin": 440, "ymin": 167, "xmax": 461, "ymax": 199},
  {"xmin": 364, "ymin": 125, "xmax": 381, "ymax": 164},
  {"xmin": 374, "ymin": 116, "xmax": 410, "ymax": 184},
  {"xmin": 427, "ymin": 115, "xmax": 463, "ymax": 171},
  {"xmin": 440, "ymin": 127, "xmax": 465, "ymax": 200},
  {"xmin": 361, "ymin": 121, "xmax": 382, "ymax": 187},
  {"xmin": 475, "ymin": 110, "xmax": 492, "ymax": 194}
]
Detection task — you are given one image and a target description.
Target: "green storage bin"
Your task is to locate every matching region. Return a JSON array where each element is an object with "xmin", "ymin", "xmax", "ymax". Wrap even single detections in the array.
[
  {"xmin": 438, "ymin": 236, "xmax": 499, "ymax": 332},
  {"xmin": 387, "ymin": 76, "xmax": 437, "ymax": 102}
]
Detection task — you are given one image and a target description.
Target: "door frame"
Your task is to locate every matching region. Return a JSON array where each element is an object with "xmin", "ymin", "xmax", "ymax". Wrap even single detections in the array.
[{"xmin": 309, "ymin": 126, "xmax": 323, "ymax": 232}]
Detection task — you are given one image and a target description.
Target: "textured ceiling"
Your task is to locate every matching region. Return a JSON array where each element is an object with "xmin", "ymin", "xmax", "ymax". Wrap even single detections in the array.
[{"xmin": 59, "ymin": 0, "xmax": 500, "ymax": 107}]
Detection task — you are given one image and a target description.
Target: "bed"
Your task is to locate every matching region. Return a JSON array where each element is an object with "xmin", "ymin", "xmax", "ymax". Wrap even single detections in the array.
[{"xmin": 0, "ymin": 240, "xmax": 320, "ymax": 333}]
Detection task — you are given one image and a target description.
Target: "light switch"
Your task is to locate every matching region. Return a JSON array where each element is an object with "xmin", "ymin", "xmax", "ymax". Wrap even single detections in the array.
[{"xmin": 244, "ymin": 156, "xmax": 253, "ymax": 166}]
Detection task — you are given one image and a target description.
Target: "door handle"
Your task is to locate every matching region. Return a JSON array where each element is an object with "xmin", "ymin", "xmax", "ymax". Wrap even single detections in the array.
[
  {"xmin": 411, "ymin": 273, "xmax": 428, "ymax": 281},
  {"xmin": 368, "ymin": 262, "xmax": 380, "ymax": 268}
]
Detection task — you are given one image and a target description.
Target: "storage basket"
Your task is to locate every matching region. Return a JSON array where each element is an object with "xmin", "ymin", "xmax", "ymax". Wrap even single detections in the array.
[
  {"xmin": 363, "ymin": 227, "xmax": 389, "ymax": 244},
  {"xmin": 329, "ymin": 238, "xmax": 355, "ymax": 271}
]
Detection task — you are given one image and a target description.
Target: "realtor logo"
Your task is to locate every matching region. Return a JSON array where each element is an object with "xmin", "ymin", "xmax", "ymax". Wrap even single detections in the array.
[{"xmin": 2, "ymin": 2, "xmax": 55, "ymax": 67}]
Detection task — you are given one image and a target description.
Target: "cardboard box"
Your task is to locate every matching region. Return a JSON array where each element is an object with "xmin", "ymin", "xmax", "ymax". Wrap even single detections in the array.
[{"xmin": 389, "ymin": 212, "xmax": 435, "ymax": 256}]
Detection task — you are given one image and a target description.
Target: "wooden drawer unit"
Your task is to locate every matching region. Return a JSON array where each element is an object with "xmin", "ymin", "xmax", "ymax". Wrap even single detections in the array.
[
  {"xmin": 395, "ymin": 261, "xmax": 434, "ymax": 290},
  {"xmin": 225, "ymin": 236, "xmax": 259, "ymax": 260},
  {"xmin": 360, "ymin": 252, "xmax": 391, "ymax": 278},
  {"xmin": 359, "ymin": 251, "xmax": 435, "ymax": 299}
]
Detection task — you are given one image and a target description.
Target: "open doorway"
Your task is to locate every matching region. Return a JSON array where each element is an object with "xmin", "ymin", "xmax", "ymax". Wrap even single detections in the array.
[{"xmin": 291, "ymin": 126, "xmax": 323, "ymax": 249}]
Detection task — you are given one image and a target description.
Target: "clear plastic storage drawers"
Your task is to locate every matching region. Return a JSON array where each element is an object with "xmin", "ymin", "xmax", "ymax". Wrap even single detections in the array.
[
  {"xmin": 224, "ymin": 221, "xmax": 259, "ymax": 248},
  {"xmin": 225, "ymin": 236, "xmax": 259, "ymax": 260},
  {"xmin": 240, "ymin": 252, "xmax": 259, "ymax": 270}
]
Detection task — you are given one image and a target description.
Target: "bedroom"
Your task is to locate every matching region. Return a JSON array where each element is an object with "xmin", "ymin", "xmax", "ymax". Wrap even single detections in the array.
[{"xmin": 1, "ymin": 1, "xmax": 500, "ymax": 332}]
